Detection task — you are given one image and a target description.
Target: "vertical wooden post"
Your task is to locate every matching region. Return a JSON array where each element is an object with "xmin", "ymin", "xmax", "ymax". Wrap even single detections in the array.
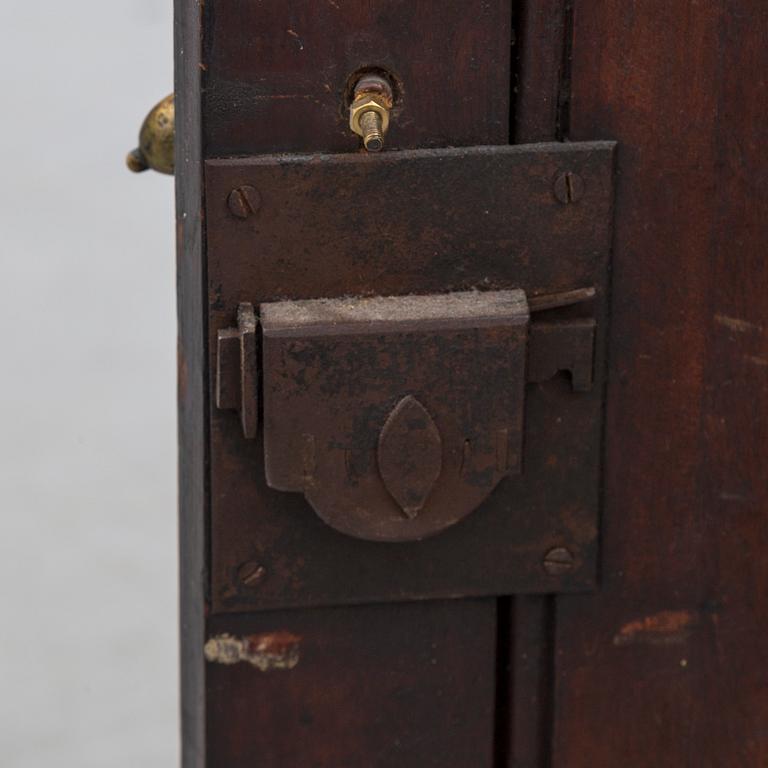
[{"xmin": 174, "ymin": 1, "xmax": 205, "ymax": 765}]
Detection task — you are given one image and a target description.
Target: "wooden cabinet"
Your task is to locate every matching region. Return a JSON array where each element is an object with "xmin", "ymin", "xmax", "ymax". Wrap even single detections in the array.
[{"xmin": 174, "ymin": 2, "xmax": 768, "ymax": 765}]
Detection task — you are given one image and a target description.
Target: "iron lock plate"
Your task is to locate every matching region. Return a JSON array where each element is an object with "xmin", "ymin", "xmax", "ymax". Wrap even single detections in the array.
[{"xmin": 205, "ymin": 142, "xmax": 616, "ymax": 612}]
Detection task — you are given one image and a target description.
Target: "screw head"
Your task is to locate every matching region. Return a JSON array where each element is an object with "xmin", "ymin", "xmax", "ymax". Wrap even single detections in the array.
[
  {"xmin": 543, "ymin": 547, "xmax": 575, "ymax": 576},
  {"xmin": 238, "ymin": 561, "xmax": 267, "ymax": 587},
  {"xmin": 554, "ymin": 172, "xmax": 584, "ymax": 204},
  {"xmin": 228, "ymin": 185, "xmax": 261, "ymax": 219}
]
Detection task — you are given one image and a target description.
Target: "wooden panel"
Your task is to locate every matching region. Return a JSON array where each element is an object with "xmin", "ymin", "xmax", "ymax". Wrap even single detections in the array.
[
  {"xmin": 552, "ymin": 2, "xmax": 768, "ymax": 766},
  {"xmin": 206, "ymin": 600, "xmax": 497, "ymax": 767},
  {"xmin": 508, "ymin": 596, "xmax": 553, "ymax": 767},
  {"xmin": 175, "ymin": 2, "xmax": 517, "ymax": 765},
  {"xmin": 203, "ymin": 0, "xmax": 512, "ymax": 156},
  {"xmin": 514, "ymin": 0, "xmax": 567, "ymax": 143}
]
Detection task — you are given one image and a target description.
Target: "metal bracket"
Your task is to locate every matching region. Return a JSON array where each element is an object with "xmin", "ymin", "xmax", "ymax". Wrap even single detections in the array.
[
  {"xmin": 527, "ymin": 320, "xmax": 596, "ymax": 392},
  {"xmin": 216, "ymin": 303, "xmax": 259, "ymax": 439}
]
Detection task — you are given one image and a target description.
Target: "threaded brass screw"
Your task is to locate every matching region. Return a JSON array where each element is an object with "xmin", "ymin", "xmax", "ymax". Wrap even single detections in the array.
[
  {"xmin": 348, "ymin": 74, "xmax": 393, "ymax": 153},
  {"xmin": 359, "ymin": 110, "xmax": 385, "ymax": 152}
]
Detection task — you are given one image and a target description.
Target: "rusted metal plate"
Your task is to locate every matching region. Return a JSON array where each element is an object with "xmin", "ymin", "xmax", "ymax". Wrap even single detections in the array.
[
  {"xmin": 206, "ymin": 142, "xmax": 615, "ymax": 611},
  {"xmin": 216, "ymin": 303, "xmax": 259, "ymax": 438},
  {"xmin": 261, "ymin": 290, "xmax": 529, "ymax": 542},
  {"xmin": 528, "ymin": 319, "xmax": 596, "ymax": 392},
  {"xmin": 206, "ymin": 143, "xmax": 614, "ymax": 305}
]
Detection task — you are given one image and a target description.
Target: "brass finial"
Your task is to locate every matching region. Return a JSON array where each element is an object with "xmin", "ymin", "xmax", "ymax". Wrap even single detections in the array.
[{"xmin": 126, "ymin": 93, "xmax": 175, "ymax": 175}]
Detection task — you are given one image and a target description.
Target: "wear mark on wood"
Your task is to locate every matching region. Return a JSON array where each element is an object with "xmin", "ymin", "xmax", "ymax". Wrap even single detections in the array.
[
  {"xmin": 715, "ymin": 313, "xmax": 764, "ymax": 334},
  {"xmin": 286, "ymin": 29, "xmax": 305, "ymax": 51},
  {"xmin": 204, "ymin": 632, "xmax": 301, "ymax": 671},
  {"xmin": 613, "ymin": 610, "xmax": 699, "ymax": 647},
  {"xmin": 378, "ymin": 395, "xmax": 442, "ymax": 519}
]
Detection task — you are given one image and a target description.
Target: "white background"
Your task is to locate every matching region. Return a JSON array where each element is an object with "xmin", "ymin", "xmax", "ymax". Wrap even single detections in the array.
[{"xmin": 0, "ymin": 2, "xmax": 179, "ymax": 765}]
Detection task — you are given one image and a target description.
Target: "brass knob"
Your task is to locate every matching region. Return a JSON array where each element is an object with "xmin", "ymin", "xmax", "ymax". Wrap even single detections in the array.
[
  {"xmin": 126, "ymin": 93, "xmax": 175, "ymax": 175},
  {"xmin": 348, "ymin": 75, "xmax": 393, "ymax": 153}
]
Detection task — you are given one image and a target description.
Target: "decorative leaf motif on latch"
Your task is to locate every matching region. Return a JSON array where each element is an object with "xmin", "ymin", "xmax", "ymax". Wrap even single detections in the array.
[{"xmin": 378, "ymin": 395, "xmax": 442, "ymax": 519}]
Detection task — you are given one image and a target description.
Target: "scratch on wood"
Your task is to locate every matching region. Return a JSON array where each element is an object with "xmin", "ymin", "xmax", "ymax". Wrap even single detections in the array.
[
  {"xmin": 715, "ymin": 314, "xmax": 763, "ymax": 334},
  {"xmin": 204, "ymin": 631, "xmax": 301, "ymax": 671},
  {"xmin": 720, "ymin": 490, "xmax": 749, "ymax": 501},
  {"xmin": 286, "ymin": 29, "xmax": 305, "ymax": 51},
  {"xmin": 613, "ymin": 610, "xmax": 698, "ymax": 647}
]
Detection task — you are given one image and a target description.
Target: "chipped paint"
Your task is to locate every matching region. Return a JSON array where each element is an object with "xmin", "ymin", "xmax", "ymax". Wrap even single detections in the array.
[
  {"xmin": 205, "ymin": 631, "xmax": 301, "ymax": 671},
  {"xmin": 613, "ymin": 610, "xmax": 698, "ymax": 647}
]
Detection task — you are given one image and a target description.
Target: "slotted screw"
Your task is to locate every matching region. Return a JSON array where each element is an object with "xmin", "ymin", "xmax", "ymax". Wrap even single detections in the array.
[
  {"xmin": 554, "ymin": 172, "xmax": 585, "ymax": 204},
  {"xmin": 228, "ymin": 185, "xmax": 261, "ymax": 219},
  {"xmin": 238, "ymin": 561, "xmax": 267, "ymax": 587},
  {"xmin": 543, "ymin": 547, "xmax": 575, "ymax": 575}
]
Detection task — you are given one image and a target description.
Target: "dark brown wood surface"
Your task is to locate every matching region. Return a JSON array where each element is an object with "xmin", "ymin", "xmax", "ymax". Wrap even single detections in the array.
[
  {"xmin": 513, "ymin": 0, "xmax": 567, "ymax": 143},
  {"xmin": 552, "ymin": 2, "xmax": 768, "ymax": 766},
  {"xmin": 203, "ymin": 0, "xmax": 512, "ymax": 156},
  {"xmin": 206, "ymin": 600, "xmax": 497, "ymax": 767}
]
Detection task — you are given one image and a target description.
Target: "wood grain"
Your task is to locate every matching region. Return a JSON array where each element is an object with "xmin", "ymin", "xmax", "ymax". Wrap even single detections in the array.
[
  {"xmin": 175, "ymin": 0, "xmax": 207, "ymax": 765},
  {"xmin": 203, "ymin": 0, "xmax": 512, "ymax": 156},
  {"xmin": 513, "ymin": 0, "xmax": 567, "ymax": 143},
  {"xmin": 552, "ymin": 2, "xmax": 768, "ymax": 765},
  {"xmin": 206, "ymin": 601, "xmax": 497, "ymax": 767}
]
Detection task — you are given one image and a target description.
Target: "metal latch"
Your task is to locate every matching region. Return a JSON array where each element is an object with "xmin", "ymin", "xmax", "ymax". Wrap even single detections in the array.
[{"xmin": 216, "ymin": 288, "xmax": 596, "ymax": 542}]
